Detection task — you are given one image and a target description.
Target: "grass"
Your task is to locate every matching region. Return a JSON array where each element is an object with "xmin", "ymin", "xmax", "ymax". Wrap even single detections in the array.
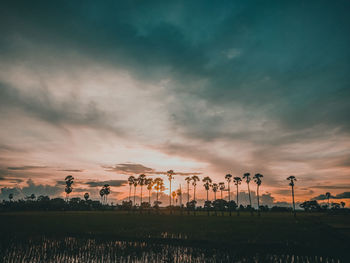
[{"xmin": 1, "ymin": 211, "xmax": 349, "ymax": 256}]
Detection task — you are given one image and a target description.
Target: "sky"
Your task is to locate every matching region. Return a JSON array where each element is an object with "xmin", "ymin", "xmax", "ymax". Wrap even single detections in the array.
[{"xmin": 0, "ymin": 0, "xmax": 349, "ymax": 206}]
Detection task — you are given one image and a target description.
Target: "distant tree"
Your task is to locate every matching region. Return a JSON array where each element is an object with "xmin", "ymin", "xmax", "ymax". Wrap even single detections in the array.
[
  {"xmin": 243, "ymin": 173, "xmax": 253, "ymax": 215},
  {"xmin": 133, "ymin": 179, "xmax": 138, "ymax": 206},
  {"xmin": 253, "ymin": 173, "xmax": 263, "ymax": 216},
  {"xmin": 154, "ymin": 178, "xmax": 165, "ymax": 210},
  {"xmin": 287, "ymin": 176, "xmax": 297, "ymax": 217},
  {"xmin": 202, "ymin": 176, "xmax": 212, "ymax": 216},
  {"xmin": 340, "ymin": 201, "xmax": 346, "ymax": 208},
  {"xmin": 191, "ymin": 175, "xmax": 200, "ymax": 214},
  {"xmin": 64, "ymin": 175, "xmax": 74, "ymax": 201},
  {"xmin": 99, "ymin": 188, "xmax": 105, "ymax": 204},
  {"xmin": 138, "ymin": 174, "xmax": 146, "ymax": 205},
  {"xmin": 8, "ymin": 193, "xmax": 14, "ymax": 202},
  {"xmin": 233, "ymin": 177, "xmax": 242, "ymax": 216},
  {"xmin": 212, "ymin": 183, "xmax": 218, "ymax": 216},
  {"xmin": 185, "ymin": 177, "xmax": 192, "ymax": 214},
  {"xmin": 300, "ymin": 200, "xmax": 321, "ymax": 212},
  {"xmin": 225, "ymin": 174, "xmax": 233, "ymax": 216},
  {"xmin": 331, "ymin": 202, "xmax": 341, "ymax": 210},
  {"xmin": 171, "ymin": 191, "xmax": 177, "ymax": 207},
  {"xmin": 84, "ymin": 192, "xmax": 89, "ymax": 201},
  {"xmin": 176, "ymin": 186, "xmax": 182, "ymax": 208},
  {"xmin": 166, "ymin": 170, "xmax": 175, "ymax": 212},
  {"xmin": 128, "ymin": 176, "xmax": 136, "ymax": 203},
  {"xmin": 103, "ymin": 184, "xmax": 110, "ymax": 204},
  {"xmin": 325, "ymin": 192, "xmax": 331, "ymax": 209},
  {"xmin": 219, "ymin": 182, "xmax": 225, "ymax": 215},
  {"xmin": 145, "ymin": 178, "xmax": 154, "ymax": 205}
]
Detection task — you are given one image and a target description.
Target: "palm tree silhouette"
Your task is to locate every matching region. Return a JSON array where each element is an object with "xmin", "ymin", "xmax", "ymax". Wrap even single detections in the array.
[
  {"xmin": 84, "ymin": 192, "xmax": 89, "ymax": 201},
  {"xmin": 138, "ymin": 174, "xmax": 146, "ymax": 205},
  {"xmin": 202, "ymin": 176, "xmax": 212, "ymax": 216},
  {"xmin": 287, "ymin": 176, "xmax": 297, "ymax": 217},
  {"xmin": 167, "ymin": 170, "xmax": 175, "ymax": 213},
  {"xmin": 340, "ymin": 201, "xmax": 345, "ymax": 208},
  {"xmin": 212, "ymin": 183, "xmax": 218, "ymax": 216},
  {"xmin": 233, "ymin": 177, "xmax": 242, "ymax": 216},
  {"xmin": 219, "ymin": 182, "xmax": 225, "ymax": 216},
  {"xmin": 325, "ymin": 192, "xmax": 331, "ymax": 209},
  {"xmin": 192, "ymin": 175, "xmax": 200, "ymax": 215},
  {"xmin": 8, "ymin": 193, "xmax": 14, "ymax": 202},
  {"xmin": 127, "ymin": 176, "xmax": 136, "ymax": 203},
  {"xmin": 64, "ymin": 175, "xmax": 74, "ymax": 201},
  {"xmin": 99, "ymin": 188, "xmax": 105, "ymax": 204},
  {"xmin": 177, "ymin": 186, "xmax": 182, "ymax": 210},
  {"xmin": 145, "ymin": 178, "xmax": 154, "ymax": 205},
  {"xmin": 154, "ymin": 177, "xmax": 164, "ymax": 211},
  {"xmin": 253, "ymin": 173, "xmax": 263, "ymax": 216},
  {"xmin": 133, "ymin": 179, "xmax": 138, "ymax": 206},
  {"xmin": 225, "ymin": 174, "xmax": 233, "ymax": 216},
  {"xmin": 103, "ymin": 184, "xmax": 110, "ymax": 204},
  {"xmin": 185, "ymin": 176, "xmax": 192, "ymax": 214},
  {"xmin": 243, "ymin": 173, "xmax": 253, "ymax": 215}
]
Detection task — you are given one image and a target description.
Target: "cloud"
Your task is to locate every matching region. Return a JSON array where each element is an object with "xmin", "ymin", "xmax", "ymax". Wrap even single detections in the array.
[
  {"xmin": 58, "ymin": 169, "xmax": 84, "ymax": 172},
  {"xmin": 84, "ymin": 180, "xmax": 127, "ymax": 187},
  {"xmin": 310, "ymin": 185, "xmax": 350, "ymax": 190},
  {"xmin": 312, "ymin": 192, "xmax": 350, "ymax": 200},
  {"xmin": 7, "ymin": 165, "xmax": 47, "ymax": 170},
  {"xmin": 103, "ymin": 163, "xmax": 155, "ymax": 174}
]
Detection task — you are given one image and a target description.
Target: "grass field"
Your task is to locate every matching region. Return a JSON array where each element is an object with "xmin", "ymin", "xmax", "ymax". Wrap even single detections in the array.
[{"xmin": 1, "ymin": 211, "xmax": 349, "ymax": 257}]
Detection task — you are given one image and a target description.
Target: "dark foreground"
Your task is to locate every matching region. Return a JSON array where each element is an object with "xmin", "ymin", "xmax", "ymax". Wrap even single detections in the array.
[{"xmin": 1, "ymin": 211, "xmax": 349, "ymax": 262}]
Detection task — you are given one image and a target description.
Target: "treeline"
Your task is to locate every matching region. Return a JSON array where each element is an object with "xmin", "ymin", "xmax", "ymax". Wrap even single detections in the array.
[{"xmin": 1, "ymin": 196, "xmax": 348, "ymax": 214}]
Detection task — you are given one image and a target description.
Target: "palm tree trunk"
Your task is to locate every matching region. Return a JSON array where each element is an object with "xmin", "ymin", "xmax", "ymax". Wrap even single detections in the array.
[
  {"xmin": 236, "ymin": 184, "xmax": 240, "ymax": 216},
  {"xmin": 169, "ymin": 180, "xmax": 172, "ymax": 214},
  {"xmin": 228, "ymin": 182, "xmax": 231, "ymax": 216},
  {"xmin": 148, "ymin": 190, "xmax": 151, "ymax": 204},
  {"xmin": 292, "ymin": 185, "xmax": 296, "ymax": 217},
  {"xmin": 221, "ymin": 190, "xmax": 224, "ymax": 216},
  {"xmin": 257, "ymin": 185, "xmax": 260, "ymax": 216},
  {"xmin": 214, "ymin": 192, "xmax": 217, "ymax": 216},
  {"xmin": 133, "ymin": 186, "xmax": 136, "ymax": 207},
  {"xmin": 206, "ymin": 190, "xmax": 209, "ymax": 216},
  {"xmin": 193, "ymin": 186, "xmax": 196, "ymax": 216},
  {"xmin": 129, "ymin": 185, "xmax": 131, "ymax": 201},
  {"xmin": 187, "ymin": 182, "xmax": 190, "ymax": 215},
  {"xmin": 248, "ymin": 183, "xmax": 252, "ymax": 216}
]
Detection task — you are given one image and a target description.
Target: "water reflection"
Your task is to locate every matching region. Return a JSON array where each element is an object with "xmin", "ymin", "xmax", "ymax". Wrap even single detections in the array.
[{"xmin": 0, "ymin": 236, "xmax": 342, "ymax": 263}]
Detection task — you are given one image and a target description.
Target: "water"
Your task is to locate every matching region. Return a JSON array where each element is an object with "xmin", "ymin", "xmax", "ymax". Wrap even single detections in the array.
[{"xmin": 0, "ymin": 236, "xmax": 344, "ymax": 263}]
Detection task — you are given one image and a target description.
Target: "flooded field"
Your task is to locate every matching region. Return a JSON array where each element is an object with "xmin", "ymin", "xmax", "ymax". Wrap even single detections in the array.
[{"xmin": 0, "ymin": 236, "xmax": 344, "ymax": 263}]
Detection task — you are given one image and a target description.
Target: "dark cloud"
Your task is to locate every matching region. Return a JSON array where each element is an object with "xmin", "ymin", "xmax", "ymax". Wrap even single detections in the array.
[
  {"xmin": 103, "ymin": 163, "xmax": 155, "ymax": 174},
  {"xmin": 84, "ymin": 180, "xmax": 127, "ymax": 187},
  {"xmin": 312, "ymin": 192, "xmax": 350, "ymax": 200},
  {"xmin": 58, "ymin": 169, "xmax": 84, "ymax": 172},
  {"xmin": 310, "ymin": 185, "xmax": 350, "ymax": 190},
  {"xmin": 7, "ymin": 165, "xmax": 47, "ymax": 170}
]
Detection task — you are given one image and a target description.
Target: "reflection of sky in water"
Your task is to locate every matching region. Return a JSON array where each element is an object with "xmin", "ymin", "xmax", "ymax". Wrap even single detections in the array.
[{"xmin": 1, "ymin": 236, "xmax": 342, "ymax": 263}]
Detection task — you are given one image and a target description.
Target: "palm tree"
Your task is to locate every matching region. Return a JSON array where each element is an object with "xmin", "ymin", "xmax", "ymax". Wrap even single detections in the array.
[
  {"xmin": 225, "ymin": 174, "xmax": 233, "ymax": 216},
  {"xmin": 171, "ymin": 191, "xmax": 177, "ymax": 207},
  {"xmin": 128, "ymin": 176, "xmax": 136, "ymax": 203},
  {"xmin": 133, "ymin": 179, "xmax": 138, "ymax": 206},
  {"xmin": 167, "ymin": 170, "xmax": 175, "ymax": 213},
  {"xmin": 145, "ymin": 178, "xmax": 154, "ymax": 205},
  {"xmin": 185, "ymin": 177, "xmax": 192, "ymax": 214},
  {"xmin": 340, "ymin": 201, "xmax": 345, "ymax": 208},
  {"xmin": 99, "ymin": 188, "xmax": 105, "ymax": 204},
  {"xmin": 253, "ymin": 173, "xmax": 263, "ymax": 216},
  {"xmin": 212, "ymin": 183, "xmax": 218, "ymax": 216},
  {"xmin": 64, "ymin": 175, "xmax": 74, "ymax": 201},
  {"xmin": 103, "ymin": 184, "xmax": 111, "ymax": 204},
  {"xmin": 325, "ymin": 192, "xmax": 331, "ymax": 209},
  {"xmin": 243, "ymin": 173, "xmax": 252, "ymax": 214},
  {"xmin": 287, "ymin": 176, "xmax": 297, "ymax": 217},
  {"xmin": 233, "ymin": 177, "xmax": 242, "ymax": 216},
  {"xmin": 191, "ymin": 175, "xmax": 200, "ymax": 215},
  {"xmin": 84, "ymin": 192, "xmax": 89, "ymax": 201},
  {"xmin": 177, "ymin": 186, "xmax": 182, "ymax": 209},
  {"xmin": 219, "ymin": 182, "xmax": 225, "ymax": 216},
  {"xmin": 154, "ymin": 178, "xmax": 165, "ymax": 211},
  {"xmin": 202, "ymin": 176, "xmax": 212, "ymax": 216},
  {"xmin": 8, "ymin": 193, "xmax": 13, "ymax": 202},
  {"xmin": 138, "ymin": 174, "xmax": 146, "ymax": 205}
]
